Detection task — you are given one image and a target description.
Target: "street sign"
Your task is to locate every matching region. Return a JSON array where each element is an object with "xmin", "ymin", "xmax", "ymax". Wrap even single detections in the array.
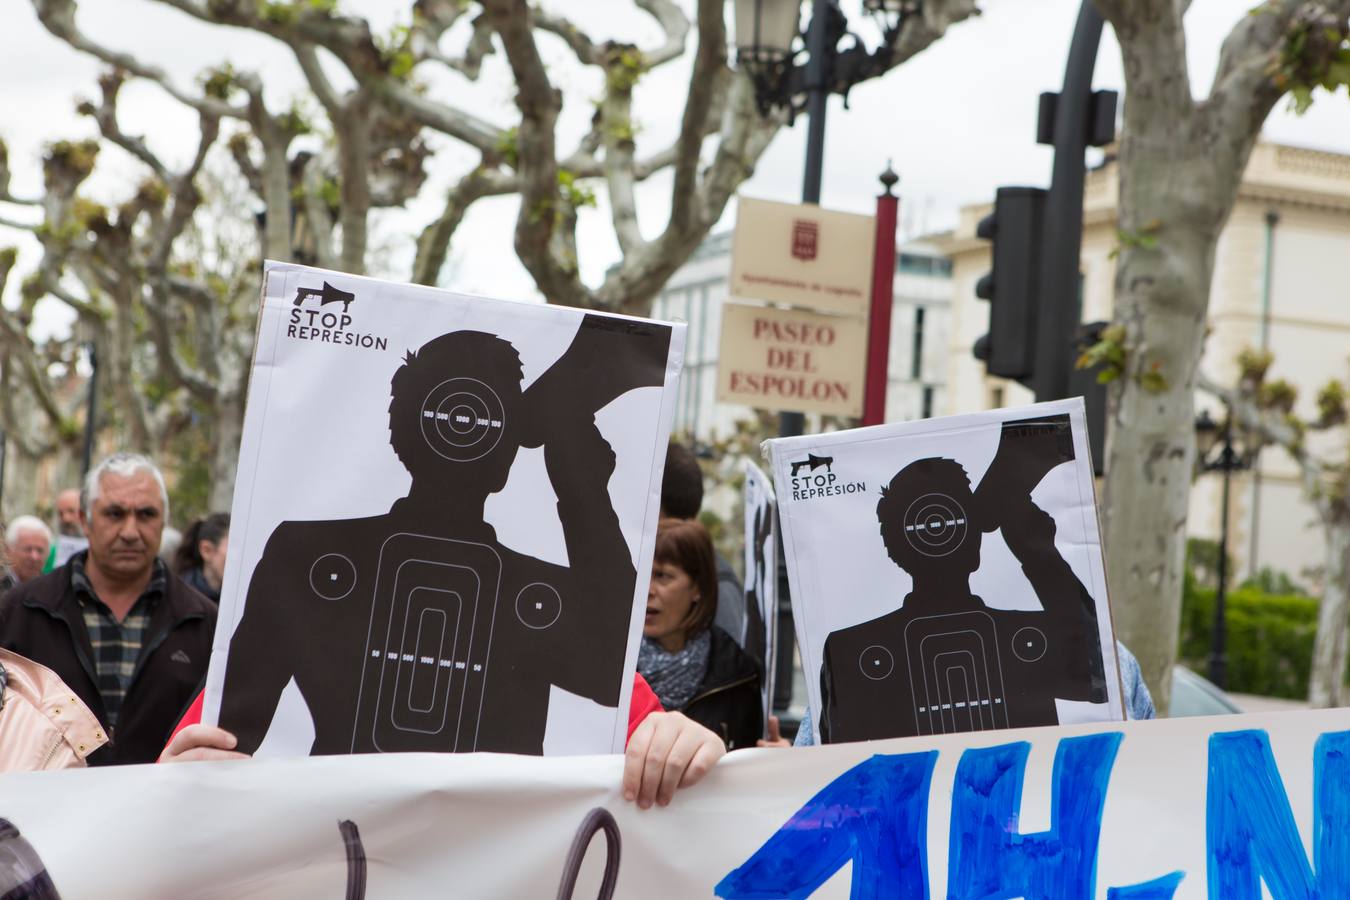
[
  {"xmin": 730, "ymin": 197, "xmax": 875, "ymax": 316},
  {"xmin": 716, "ymin": 302, "xmax": 867, "ymax": 417}
]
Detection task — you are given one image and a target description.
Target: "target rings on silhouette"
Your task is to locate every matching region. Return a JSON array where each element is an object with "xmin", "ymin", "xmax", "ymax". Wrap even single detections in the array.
[
  {"xmin": 419, "ymin": 378, "xmax": 506, "ymax": 462},
  {"xmin": 902, "ymin": 492, "xmax": 970, "ymax": 558},
  {"xmin": 309, "ymin": 553, "xmax": 357, "ymax": 601},
  {"xmin": 516, "ymin": 582, "xmax": 562, "ymax": 630},
  {"xmin": 1012, "ymin": 626, "xmax": 1047, "ymax": 662},
  {"xmin": 858, "ymin": 645, "xmax": 894, "ymax": 681}
]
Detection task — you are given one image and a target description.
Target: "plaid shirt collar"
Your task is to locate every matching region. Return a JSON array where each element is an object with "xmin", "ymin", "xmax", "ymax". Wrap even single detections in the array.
[{"xmin": 69, "ymin": 550, "xmax": 167, "ymax": 612}]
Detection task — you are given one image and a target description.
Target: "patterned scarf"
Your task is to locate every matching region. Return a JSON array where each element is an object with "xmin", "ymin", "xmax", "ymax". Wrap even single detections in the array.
[{"xmin": 637, "ymin": 629, "xmax": 711, "ymax": 712}]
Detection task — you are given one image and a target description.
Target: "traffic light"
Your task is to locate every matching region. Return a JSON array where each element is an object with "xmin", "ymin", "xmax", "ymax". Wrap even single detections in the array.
[{"xmin": 972, "ymin": 186, "xmax": 1046, "ymax": 382}]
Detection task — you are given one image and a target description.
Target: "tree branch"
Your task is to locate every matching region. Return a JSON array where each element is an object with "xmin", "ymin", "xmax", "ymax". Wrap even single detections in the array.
[
  {"xmin": 483, "ymin": 0, "xmax": 588, "ymax": 305},
  {"xmin": 665, "ymin": 0, "xmax": 725, "ymax": 241},
  {"xmin": 1198, "ymin": 373, "xmax": 1333, "ymax": 520},
  {"xmin": 1095, "ymin": 0, "xmax": 1195, "ymax": 135},
  {"xmin": 77, "ymin": 69, "xmax": 171, "ymax": 182},
  {"xmin": 300, "ymin": 154, "xmax": 337, "ymax": 269},
  {"xmin": 335, "ymin": 90, "xmax": 372, "ymax": 273},
  {"xmin": 1208, "ymin": 0, "xmax": 1350, "ymax": 146},
  {"xmin": 149, "ymin": 0, "xmax": 508, "ymax": 152},
  {"xmin": 32, "ymin": 0, "xmax": 247, "ymax": 120},
  {"xmin": 411, "ymin": 163, "xmax": 516, "ymax": 286},
  {"xmin": 532, "ymin": 7, "xmax": 602, "ymax": 65},
  {"xmin": 636, "ymin": 0, "xmax": 691, "ymax": 67}
]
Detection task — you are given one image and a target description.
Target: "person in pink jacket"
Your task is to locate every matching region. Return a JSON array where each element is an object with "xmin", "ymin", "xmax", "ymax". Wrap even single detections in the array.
[{"xmin": 0, "ymin": 647, "xmax": 107, "ymax": 772}]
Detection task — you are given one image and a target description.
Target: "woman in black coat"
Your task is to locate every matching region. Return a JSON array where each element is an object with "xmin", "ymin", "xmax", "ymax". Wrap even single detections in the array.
[{"xmin": 638, "ymin": 518, "xmax": 762, "ymax": 750}]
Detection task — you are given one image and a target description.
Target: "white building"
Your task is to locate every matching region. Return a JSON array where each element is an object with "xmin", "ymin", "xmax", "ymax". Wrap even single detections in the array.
[
  {"xmin": 649, "ymin": 231, "xmax": 953, "ymax": 442},
  {"xmin": 938, "ymin": 140, "xmax": 1350, "ymax": 588}
]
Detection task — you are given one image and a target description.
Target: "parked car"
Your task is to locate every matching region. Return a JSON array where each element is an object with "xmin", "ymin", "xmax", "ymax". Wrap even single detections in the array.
[{"xmin": 1168, "ymin": 665, "xmax": 1243, "ymax": 717}]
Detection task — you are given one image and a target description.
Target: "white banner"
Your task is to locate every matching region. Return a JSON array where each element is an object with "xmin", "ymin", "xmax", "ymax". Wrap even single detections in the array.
[
  {"xmin": 741, "ymin": 459, "xmax": 778, "ymax": 732},
  {"xmin": 2, "ymin": 710, "xmax": 1349, "ymax": 897}
]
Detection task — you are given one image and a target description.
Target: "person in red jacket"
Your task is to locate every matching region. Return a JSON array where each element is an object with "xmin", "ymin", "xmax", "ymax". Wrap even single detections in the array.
[{"xmin": 162, "ymin": 672, "xmax": 718, "ymax": 809}]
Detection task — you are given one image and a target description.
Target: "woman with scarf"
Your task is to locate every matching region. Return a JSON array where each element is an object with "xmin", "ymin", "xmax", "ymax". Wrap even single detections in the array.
[
  {"xmin": 174, "ymin": 513, "xmax": 229, "ymax": 603},
  {"xmin": 639, "ymin": 518, "xmax": 762, "ymax": 751}
]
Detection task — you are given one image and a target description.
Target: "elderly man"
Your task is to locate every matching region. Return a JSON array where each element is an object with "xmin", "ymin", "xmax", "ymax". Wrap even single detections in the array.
[
  {"xmin": 0, "ymin": 454, "xmax": 216, "ymax": 765},
  {"xmin": 50, "ymin": 487, "xmax": 89, "ymax": 569},
  {"xmin": 4, "ymin": 518, "xmax": 51, "ymax": 585}
]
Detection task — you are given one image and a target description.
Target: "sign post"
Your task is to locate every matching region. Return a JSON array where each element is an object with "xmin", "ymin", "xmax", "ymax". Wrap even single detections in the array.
[{"xmin": 861, "ymin": 166, "xmax": 899, "ymax": 426}]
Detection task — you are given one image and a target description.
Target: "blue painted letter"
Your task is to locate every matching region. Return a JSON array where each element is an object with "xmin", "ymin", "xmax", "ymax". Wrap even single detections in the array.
[
  {"xmin": 946, "ymin": 732, "xmax": 1121, "ymax": 900},
  {"xmin": 1107, "ymin": 871, "xmax": 1184, "ymax": 899},
  {"xmin": 1207, "ymin": 729, "xmax": 1350, "ymax": 899},
  {"xmin": 716, "ymin": 751, "xmax": 937, "ymax": 900}
]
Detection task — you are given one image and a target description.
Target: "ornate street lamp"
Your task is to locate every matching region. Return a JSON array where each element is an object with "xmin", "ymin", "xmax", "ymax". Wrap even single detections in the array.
[
  {"xmin": 733, "ymin": 0, "xmax": 921, "ymax": 120},
  {"xmin": 733, "ymin": 0, "xmax": 802, "ymax": 117},
  {"xmin": 1194, "ymin": 406, "xmax": 1257, "ymax": 690}
]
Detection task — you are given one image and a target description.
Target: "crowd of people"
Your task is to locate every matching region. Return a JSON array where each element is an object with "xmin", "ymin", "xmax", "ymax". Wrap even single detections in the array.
[
  {"xmin": 0, "ymin": 441, "xmax": 1153, "ymax": 811},
  {"xmin": 0, "ymin": 443, "xmax": 778, "ymax": 806}
]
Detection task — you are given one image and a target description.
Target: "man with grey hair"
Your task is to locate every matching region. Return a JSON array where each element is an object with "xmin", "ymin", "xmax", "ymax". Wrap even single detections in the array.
[
  {"xmin": 0, "ymin": 453, "xmax": 216, "ymax": 765},
  {"xmin": 51, "ymin": 488, "xmax": 89, "ymax": 568},
  {"xmin": 4, "ymin": 518, "xmax": 52, "ymax": 587}
]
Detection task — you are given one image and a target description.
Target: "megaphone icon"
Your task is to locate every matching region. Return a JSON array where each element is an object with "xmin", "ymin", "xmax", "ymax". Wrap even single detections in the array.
[
  {"xmin": 293, "ymin": 281, "xmax": 355, "ymax": 313},
  {"xmin": 790, "ymin": 454, "xmax": 834, "ymax": 477}
]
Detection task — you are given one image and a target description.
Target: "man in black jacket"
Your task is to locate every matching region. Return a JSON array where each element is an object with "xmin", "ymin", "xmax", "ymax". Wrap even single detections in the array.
[{"xmin": 0, "ymin": 453, "xmax": 215, "ymax": 765}]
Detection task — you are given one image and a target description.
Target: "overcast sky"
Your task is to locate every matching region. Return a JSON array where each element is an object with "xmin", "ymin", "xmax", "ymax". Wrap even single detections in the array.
[{"xmin": 3, "ymin": 0, "xmax": 1349, "ymax": 338}]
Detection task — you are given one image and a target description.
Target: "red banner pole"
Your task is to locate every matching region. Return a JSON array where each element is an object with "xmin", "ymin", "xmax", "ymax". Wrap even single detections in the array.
[{"xmin": 861, "ymin": 166, "xmax": 900, "ymax": 426}]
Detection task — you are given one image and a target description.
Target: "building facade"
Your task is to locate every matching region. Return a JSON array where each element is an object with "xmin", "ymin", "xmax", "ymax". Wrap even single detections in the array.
[{"xmin": 938, "ymin": 141, "xmax": 1350, "ymax": 589}]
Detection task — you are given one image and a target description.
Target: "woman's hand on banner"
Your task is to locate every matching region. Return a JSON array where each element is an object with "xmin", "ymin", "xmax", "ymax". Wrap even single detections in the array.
[
  {"xmin": 159, "ymin": 725, "xmax": 251, "ymax": 763},
  {"xmin": 623, "ymin": 712, "xmax": 725, "ymax": 809}
]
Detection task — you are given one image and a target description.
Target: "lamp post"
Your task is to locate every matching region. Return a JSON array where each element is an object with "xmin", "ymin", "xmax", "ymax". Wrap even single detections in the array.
[
  {"xmin": 1194, "ymin": 407, "xmax": 1255, "ymax": 690},
  {"xmin": 734, "ymin": 0, "xmax": 920, "ymax": 438},
  {"xmin": 734, "ymin": 0, "xmax": 919, "ymax": 722}
]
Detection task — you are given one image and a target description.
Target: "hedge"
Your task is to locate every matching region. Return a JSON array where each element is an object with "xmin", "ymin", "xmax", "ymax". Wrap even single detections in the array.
[{"xmin": 1178, "ymin": 575, "xmax": 1321, "ymax": 699}]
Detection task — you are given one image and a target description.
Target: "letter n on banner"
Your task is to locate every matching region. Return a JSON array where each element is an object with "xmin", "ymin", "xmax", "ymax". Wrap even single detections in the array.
[
  {"xmin": 1207, "ymin": 729, "xmax": 1350, "ymax": 899},
  {"xmin": 715, "ymin": 751, "xmax": 936, "ymax": 899}
]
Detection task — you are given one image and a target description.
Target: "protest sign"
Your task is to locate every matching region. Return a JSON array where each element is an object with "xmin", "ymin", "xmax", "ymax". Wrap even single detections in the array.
[
  {"xmin": 766, "ymin": 398, "xmax": 1123, "ymax": 744},
  {"xmin": 201, "ymin": 261, "xmax": 684, "ymax": 757},
  {"xmin": 741, "ymin": 459, "xmax": 777, "ymax": 732},
  {"xmin": 2, "ymin": 709, "xmax": 1347, "ymax": 898}
]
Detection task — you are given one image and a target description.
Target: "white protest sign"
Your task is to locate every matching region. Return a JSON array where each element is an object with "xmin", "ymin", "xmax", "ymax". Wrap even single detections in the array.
[
  {"xmin": 2, "ymin": 710, "xmax": 1348, "ymax": 897},
  {"xmin": 742, "ymin": 459, "xmax": 777, "ymax": 733},
  {"xmin": 203, "ymin": 261, "xmax": 685, "ymax": 757},
  {"xmin": 766, "ymin": 399, "xmax": 1123, "ymax": 744}
]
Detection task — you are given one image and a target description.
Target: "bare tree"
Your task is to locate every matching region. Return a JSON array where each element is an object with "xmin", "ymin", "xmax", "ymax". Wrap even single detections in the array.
[
  {"xmin": 1, "ymin": 0, "xmax": 979, "ymax": 510},
  {"xmin": 1200, "ymin": 351, "xmax": 1349, "ymax": 707},
  {"xmin": 1089, "ymin": 0, "xmax": 1350, "ymax": 708}
]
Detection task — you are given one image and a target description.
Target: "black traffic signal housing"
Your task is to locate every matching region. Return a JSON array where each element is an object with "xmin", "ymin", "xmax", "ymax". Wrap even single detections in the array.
[{"xmin": 973, "ymin": 186, "xmax": 1046, "ymax": 382}]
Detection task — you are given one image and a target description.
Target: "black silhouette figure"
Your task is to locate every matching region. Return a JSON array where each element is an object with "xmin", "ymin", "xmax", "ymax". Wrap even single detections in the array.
[
  {"xmin": 742, "ymin": 503, "xmax": 772, "ymax": 667},
  {"xmin": 219, "ymin": 315, "xmax": 671, "ymax": 756},
  {"xmin": 818, "ymin": 414, "xmax": 1108, "ymax": 743}
]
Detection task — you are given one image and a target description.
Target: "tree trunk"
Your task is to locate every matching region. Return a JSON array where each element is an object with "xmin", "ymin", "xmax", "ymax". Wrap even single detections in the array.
[
  {"xmin": 1308, "ymin": 516, "xmax": 1350, "ymax": 707},
  {"xmin": 208, "ymin": 391, "xmax": 246, "ymax": 512},
  {"xmin": 1, "ymin": 445, "xmax": 42, "ymax": 522},
  {"xmin": 1101, "ymin": 141, "xmax": 1239, "ymax": 712}
]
